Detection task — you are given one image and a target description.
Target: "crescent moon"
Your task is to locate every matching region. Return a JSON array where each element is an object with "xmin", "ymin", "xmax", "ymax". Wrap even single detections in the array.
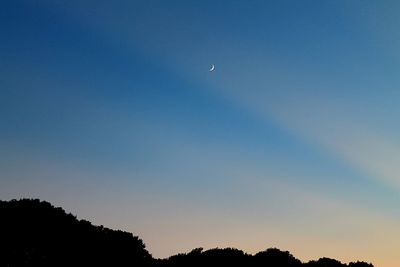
[{"xmin": 209, "ymin": 64, "xmax": 215, "ymax": 72}]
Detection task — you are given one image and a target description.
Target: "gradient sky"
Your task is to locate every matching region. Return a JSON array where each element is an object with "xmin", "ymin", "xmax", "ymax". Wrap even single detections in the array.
[{"xmin": 1, "ymin": 1, "xmax": 400, "ymax": 266}]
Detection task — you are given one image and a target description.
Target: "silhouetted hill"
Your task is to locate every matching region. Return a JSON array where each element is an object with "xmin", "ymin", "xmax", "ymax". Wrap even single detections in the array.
[
  {"xmin": 0, "ymin": 199, "xmax": 151, "ymax": 267},
  {"xmin": 0, "ymin": 199, "xmax": 374, "ymax": 267}
]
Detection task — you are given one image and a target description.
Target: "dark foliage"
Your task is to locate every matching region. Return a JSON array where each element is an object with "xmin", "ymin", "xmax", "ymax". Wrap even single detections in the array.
[
  {"xmin": 254, "ymin": 248, "xmax": 302, "ymax": 267},
  {"xmin": 0, "ymin": 199, "xmax": 374, "ymax": 267},
  {"xmin": 348, "ymin": 262, "xmax": 374, "ymax": 267},
  {"xmin": 0, "ymin": 199, "xmax": 151, "ymax": 267},
  {"xmin": 158, "ymin": 247, "xmax": 250, "ymax": 267}
]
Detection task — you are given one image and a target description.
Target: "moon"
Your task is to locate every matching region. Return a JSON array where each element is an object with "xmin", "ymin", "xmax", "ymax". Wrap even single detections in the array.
[{"xmin": 209, "ymin": 64, "xmax": 215, "ymax": 72}]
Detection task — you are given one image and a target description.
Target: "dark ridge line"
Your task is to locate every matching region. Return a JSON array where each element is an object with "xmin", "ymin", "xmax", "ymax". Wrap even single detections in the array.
[{"xmin": 0, "ymin": 198, "xmax": 374, "ymax": 267}]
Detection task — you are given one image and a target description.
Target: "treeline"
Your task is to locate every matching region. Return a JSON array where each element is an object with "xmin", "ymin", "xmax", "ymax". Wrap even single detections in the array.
[
  {"xmin": 155, "ymin": 247, "xmax": 373, "ymax": 267},
  {"xmin": 0, "ymin": 199, "xmax": 151, "ymax": 267},
  {"xmin": 0, "ymin": 199, "xmax": 374, "ymax": 267}
]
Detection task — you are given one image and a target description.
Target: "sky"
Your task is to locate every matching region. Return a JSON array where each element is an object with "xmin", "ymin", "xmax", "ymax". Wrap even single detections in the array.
[{"xmin": 1, "ymin": 0, "xmax": 400, "ymax": 266}]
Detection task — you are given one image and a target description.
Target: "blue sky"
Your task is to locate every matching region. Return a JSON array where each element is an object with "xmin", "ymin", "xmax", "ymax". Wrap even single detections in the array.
[{"xmin": 1, "ymin": 1, "xmax": 400, "ymax": 266}]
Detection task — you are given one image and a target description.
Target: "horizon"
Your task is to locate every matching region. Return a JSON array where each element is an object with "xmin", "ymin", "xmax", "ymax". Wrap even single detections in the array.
[
  {"xmin": 0, "ymin": 197, "xmax": 374, "ymax": 266},
  {"xmin": 1, "ymin": 1, "xmax": 400, "ymax": 266}
]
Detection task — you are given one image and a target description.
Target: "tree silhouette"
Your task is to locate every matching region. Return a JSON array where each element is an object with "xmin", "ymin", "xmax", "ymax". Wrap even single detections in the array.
[
  {"xmin": 254, "ymin": 248, "xmax": 302, "ymax": 267},
  {"xmin": 0, "ymin": 199, "xmax": 152, "ymax": 267},
  {"xmin": 306, "ymin": 257, "xmax": 347, "ymax": 267},
  {"xmin": 0, "ymin": 199, "xmax": 374, "ymax": 267},
  {"xmin": 348, "ymin": 262, "xmax": 374, "ymax": 267}
]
